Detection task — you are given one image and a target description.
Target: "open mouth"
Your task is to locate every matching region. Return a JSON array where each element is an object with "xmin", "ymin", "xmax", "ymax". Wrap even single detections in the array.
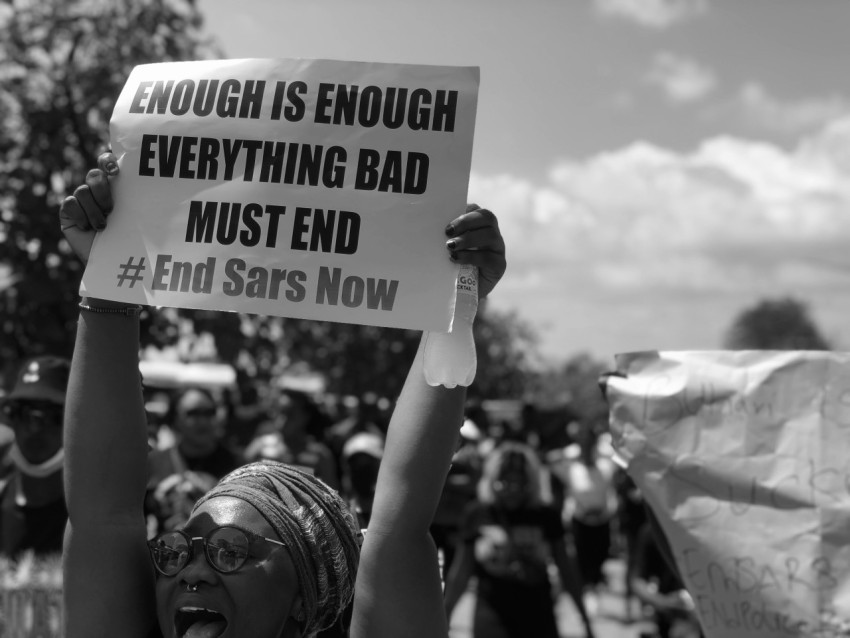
[{"xmin": 175, "ymin": 607, "xmax": 228, "ymax": 638}]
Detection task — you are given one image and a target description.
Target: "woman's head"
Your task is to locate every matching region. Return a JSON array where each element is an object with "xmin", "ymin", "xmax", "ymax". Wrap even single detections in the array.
[
  {"xmin": 153, "ymin": 460, "xmax": 361, "ymax": 638},
  {"xmin": 478, "ymin": 442, "xmax": 547, "ymax": 510}
]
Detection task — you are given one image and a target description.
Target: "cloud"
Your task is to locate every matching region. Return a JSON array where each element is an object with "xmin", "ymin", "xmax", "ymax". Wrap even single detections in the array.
[
  {"xmin": 470, "ymin": 115, "xmax": 850, "ymax": 357},
  {"xmin": 594, "ymin": 0, "xmax": 707, "ymax": 29},
  {"xmin": 735, "ymin": 82, "xmax": 850, "ymax": 134},
  {"xmin": 645, "ymin": 52, "xmax": 717, "ymax": 103},
  {"xmin": 470, "ymin": 114, "xmax": 850, "ymax": 300}
]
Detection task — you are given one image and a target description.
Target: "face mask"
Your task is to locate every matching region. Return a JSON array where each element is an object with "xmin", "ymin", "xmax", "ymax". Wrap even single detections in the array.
[{"xmin": 9, "ymin": 443, "xmax": 64, "ymax": 478}]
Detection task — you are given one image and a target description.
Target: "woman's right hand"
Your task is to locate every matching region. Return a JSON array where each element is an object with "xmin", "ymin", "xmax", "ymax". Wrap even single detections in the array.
[{"xmin": 59, "ymin": 152, "xmax": 119, "ymax": 264}]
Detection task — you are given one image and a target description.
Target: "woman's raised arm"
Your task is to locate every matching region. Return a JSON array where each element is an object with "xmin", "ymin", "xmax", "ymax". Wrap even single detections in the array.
[
  {"xmin": 351, "ymin": 205, "xmax": 506, "ymax": 638},
  {"xmin": 60, "ymin": 153, "xmax": 156, "ymax": 637}
]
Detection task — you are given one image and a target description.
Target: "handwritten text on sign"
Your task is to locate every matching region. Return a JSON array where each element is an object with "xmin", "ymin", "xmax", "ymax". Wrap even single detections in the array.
[
  {"xmin": 81, "ymin": 58, "xmax": 479, "ymax": 330},
  {"xmin": 605, "ymin": 351, "xmax": 850, "ymax": 638}
]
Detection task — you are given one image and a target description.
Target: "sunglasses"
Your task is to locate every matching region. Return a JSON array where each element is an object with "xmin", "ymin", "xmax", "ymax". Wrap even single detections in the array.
[
  {"xmin": 147, "ymin": 525, "xmax": 286, "ymax": 576},
  {"xmin": 1, "ymin": 401, "xmax": 63, "ymax": 428}
]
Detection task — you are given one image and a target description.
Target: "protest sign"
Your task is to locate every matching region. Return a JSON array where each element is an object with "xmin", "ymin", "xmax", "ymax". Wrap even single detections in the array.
[
  {"xmin": 81, "ymin": 58, "xmax": 479, "ymax": 331},
  {"xmin": 604, "ymin": 351, "xmax": 850, "ymax": 638}
]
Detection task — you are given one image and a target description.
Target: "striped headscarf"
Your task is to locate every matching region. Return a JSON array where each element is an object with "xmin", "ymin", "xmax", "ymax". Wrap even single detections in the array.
[{"xmin": 192, "ymin": 460, "xmax": 362, "ymax": 636}]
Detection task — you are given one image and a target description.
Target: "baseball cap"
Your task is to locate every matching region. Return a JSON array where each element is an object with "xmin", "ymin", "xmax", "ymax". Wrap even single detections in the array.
[
  {"xmin": 4, "ymin": 356, "xmax": 71, "ymax": 405},
  {"xmin": 342, "ymin": 432, "xmax": 384, "ymax": 461}
]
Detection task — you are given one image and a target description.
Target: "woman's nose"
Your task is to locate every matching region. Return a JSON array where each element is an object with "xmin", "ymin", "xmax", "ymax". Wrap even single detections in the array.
[{"xmin": 179, "ymin": 539, "xmax": 218, "ymax": 586}]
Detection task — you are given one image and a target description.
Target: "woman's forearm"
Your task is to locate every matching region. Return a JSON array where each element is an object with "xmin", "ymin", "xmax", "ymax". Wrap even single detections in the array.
[
  {"xmin": 350, "ymin": 205, "xmax": 503, "ymax": 638},
  {"xmin": 64, "ymin": 307, "xmax": 148, "ymax": 524},
  {"xmin": 352, "ymin": 335, "xmax": 466, "ymax": 638},
  {"xmin": 367, "ymin": 335, "xmax": 466, "ymax": 536}
]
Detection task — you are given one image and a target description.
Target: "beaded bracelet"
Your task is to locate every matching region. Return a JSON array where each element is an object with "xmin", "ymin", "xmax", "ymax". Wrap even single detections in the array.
[{"xmin": 78, "ymin": 301, "xmax": 143, "ymax": 317}]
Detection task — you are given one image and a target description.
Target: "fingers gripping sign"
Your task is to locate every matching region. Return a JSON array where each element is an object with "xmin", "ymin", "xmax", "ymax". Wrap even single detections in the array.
[{"xmin": 59, "ymin": 152, "xmax": 119, "ymax": 264}]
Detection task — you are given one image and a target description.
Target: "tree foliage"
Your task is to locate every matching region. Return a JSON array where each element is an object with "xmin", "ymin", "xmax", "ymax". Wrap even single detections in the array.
[
  {"xmin": 722, "ymin": 297, "xmax": 830, "ymax": 350},
  {"xmin": 0, "ymin": 0, "xmax": 219, "ymax": 379},
  {"xmin": 528, "ymin": 352, "xmax": 610, "ymax": 424},
  {"xmin": 515, "ymin": 351, "xmax": 611, "ymax": 450},
  {"xmin": 472, "ymin": 305, "xmax": 539, "ymax": 399},
  {"xmin": 0, "ymin": 1, "xmax": 538, "ymax": 400}
]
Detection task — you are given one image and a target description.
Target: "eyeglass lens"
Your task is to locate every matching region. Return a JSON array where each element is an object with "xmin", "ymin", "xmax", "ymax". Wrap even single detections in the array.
[{"xmin": 149, "ymin": 527, "xmax": 251, "ymax": 576}]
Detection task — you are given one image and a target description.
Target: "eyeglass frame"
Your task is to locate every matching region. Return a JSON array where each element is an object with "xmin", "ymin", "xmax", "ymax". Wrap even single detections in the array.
[{"xmin": 146, "ymin": 524, "xmax": 287, "ymax": 576}]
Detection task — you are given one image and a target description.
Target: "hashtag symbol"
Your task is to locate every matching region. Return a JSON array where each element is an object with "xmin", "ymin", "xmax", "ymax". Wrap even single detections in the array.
[{"xmin": 116, "ymin": 256, "xmax": 146, "ymax": 288}]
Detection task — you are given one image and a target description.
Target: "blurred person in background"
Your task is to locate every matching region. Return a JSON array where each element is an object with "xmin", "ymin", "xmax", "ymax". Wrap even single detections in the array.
[
  {"xmin": 340, "ymin": 431, "xmax": 385, "ymax": 529},
  {"xmin": 0, "ymin": 395, "xmax": 13, "ymax": 478},
  {"xmin": 327, "ymin": 392, "xmax": 386, "ymax": 466},
  {"xmin": 244, "ymin": 387, "xmax": 340, "ymax": 491},
  {"xmin": 0, "ymin": 356, "xmax": 70, "ymax": 556},
  {"xmin": 146, "ymin": 386, "xmax": 241, "ymax": 534},
  {"xmin": 146, "ymin": 466, "xmax": 218, "ymax": 537},
  {"xmin": 614, "ymin": 467, "xmax": 648, "ymax": 621},
  {"xmin": 631, "ymin": 517, "xmax": 702, "ymax": 638},
  {"xmin": 228, "ymin": 373, "xmax": 270, "ymax": 450},
  {"xmin": 431, "ymin": 415, "xmax": 483, "ymax": 582},
  {"xmin": 143, "ymin": 388, "xmax": 173, "ymax": 451},
  {"xmin": 444, "ymin": 441, "xmax": 596, "ymax": 638},
  {"xmin": 560, "ymin": 425, "xmax": 618, "ymax": 612}
]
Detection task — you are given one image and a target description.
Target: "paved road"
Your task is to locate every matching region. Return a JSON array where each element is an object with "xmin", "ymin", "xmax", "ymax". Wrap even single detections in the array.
[{"xmin": 449, "ymin": 559, "xmax": 659, "ymax": 638}]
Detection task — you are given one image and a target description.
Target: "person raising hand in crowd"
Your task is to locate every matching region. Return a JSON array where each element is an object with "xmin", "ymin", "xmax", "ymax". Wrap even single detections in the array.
[{"xmin": 58, "ymin": 151, "xmax": 506, "ymax": 638}]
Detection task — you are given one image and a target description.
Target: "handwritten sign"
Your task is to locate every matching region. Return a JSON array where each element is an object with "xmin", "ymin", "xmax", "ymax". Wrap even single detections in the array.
[
  {"xmin": 604, "ymin": 351, "xmax": 850, "ymax": 638},
  {"xmin": 81, "ymin": 58, "xmax": 479, "ymax": 331}
]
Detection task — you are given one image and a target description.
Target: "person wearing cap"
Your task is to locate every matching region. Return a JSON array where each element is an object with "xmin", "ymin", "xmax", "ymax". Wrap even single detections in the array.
[
  {"xmin": 0, "ymin": 355, "xmax": 70, "ymax": 556},
  {"xmin": 340, "ymin": 431, "xmax": 385, "ymax": 529},
  {"xmin": 326, "ymin": 393, "xmax": 386, "ymax": 468}
]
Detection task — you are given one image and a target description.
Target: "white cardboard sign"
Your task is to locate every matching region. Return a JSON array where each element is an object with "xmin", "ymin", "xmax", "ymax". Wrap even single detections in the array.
[
  {"xmin": 606, "ymin": 351, "xmax": 850, "ymax": 638},
  {"xmin": 81, "ymin": 58, "xmax": 479, "ymax": 331}
]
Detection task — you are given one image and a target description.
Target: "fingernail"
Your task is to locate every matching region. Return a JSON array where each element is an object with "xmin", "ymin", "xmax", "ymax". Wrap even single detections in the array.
[
  {"xmin": 445, "ymin": 223, "xmax": 455, "ymax": 237},
  {"xmin": 449, "ymin": 251, "xmax": 458, "ymax": 262},
  {"xmin": 106, "ymin": 162, "xmax": 118, "ymax": 175},
  {"xmin": 447, "ymin": 239, "xmax": 458, "ymax": 251}
]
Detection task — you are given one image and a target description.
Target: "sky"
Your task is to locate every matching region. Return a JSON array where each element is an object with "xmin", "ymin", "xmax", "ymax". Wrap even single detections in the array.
[{"xmin": 198, "ymin": 0, "xmax": 850, "ymax": 365}]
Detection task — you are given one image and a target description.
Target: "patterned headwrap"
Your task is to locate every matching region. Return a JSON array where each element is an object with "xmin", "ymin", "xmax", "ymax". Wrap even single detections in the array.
[{"xmin": 192, "ymin": 460, "xmax": 362, "ymax": 636}]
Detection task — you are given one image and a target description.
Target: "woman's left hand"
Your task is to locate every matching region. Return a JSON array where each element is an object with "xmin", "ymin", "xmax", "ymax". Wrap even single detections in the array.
[
  {"xmin": 444, "ymin": 204, "xmax": 507, "ymax": 300},
  {"xmin": 59, "ymin": 151, "xmax": 119, "ymax": 264}
]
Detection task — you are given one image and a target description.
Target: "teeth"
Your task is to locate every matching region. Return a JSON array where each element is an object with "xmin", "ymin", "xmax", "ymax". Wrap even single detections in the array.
[{"xmin": 179, "ymin": 606, "xmax": 220, "ymax": 614}]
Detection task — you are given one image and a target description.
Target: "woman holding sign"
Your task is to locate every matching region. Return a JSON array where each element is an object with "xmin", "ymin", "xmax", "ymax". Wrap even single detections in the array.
[{"xmin": 59, "ymin": 152, "xmax": 506, "ymax": 638}]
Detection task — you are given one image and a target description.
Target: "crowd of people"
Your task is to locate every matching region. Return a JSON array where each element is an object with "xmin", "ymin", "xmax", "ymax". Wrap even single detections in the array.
[
  {"xmin": 0, "ymin": 350, "xmax": 703, "ymax": 638},
  {"xmin": 141, "ymin": 382, "xmax": 384, "ymax": 540}
]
